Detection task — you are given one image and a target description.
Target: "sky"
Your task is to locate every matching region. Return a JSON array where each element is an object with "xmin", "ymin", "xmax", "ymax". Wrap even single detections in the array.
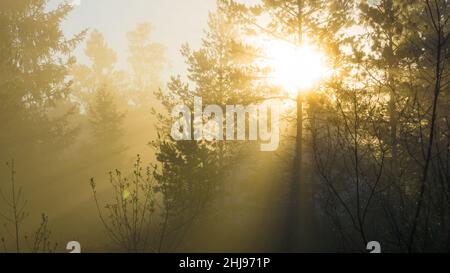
[{"xmin": 50, "ymin": 0, "xmax": 218, "ymax": 80}]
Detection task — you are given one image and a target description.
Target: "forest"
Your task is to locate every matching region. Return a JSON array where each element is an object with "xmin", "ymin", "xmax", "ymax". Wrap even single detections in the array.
[{"xmin": 0, "ymin": 0, "xmax": 449, "ymax": 253}]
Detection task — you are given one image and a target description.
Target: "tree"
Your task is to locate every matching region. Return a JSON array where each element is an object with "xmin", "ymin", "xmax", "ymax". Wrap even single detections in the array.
[
  {"xmin": 127, "ymin": 23, "xmax": 167, "ymax": 108},
  {"xmin": 90, "ymin": 156, "xmax": 156, "ymax": 253},
  {"xmin": 0, "ymin": 160, "xmax": 57, "ymax": 253},
  {"xmin": 403, "ymin": 0, "xmax": 450, "ymax": 252},
  {"xmin": 85, "ymin": 30, "xmax": 117, "ymax": 78},
  {"xmin": 0, "ymin": 0, "xmax": 85, "ymax": 161},
  {"xmin": 88, "ymin": 84, "xmax": 125, "ymax": 150},
  {"xmin": 71, "ymin": 30, "xmax": 124, "ymax": 105},
  {"xmin": 224, "ymin": 0, "xmax": 355, "ymax": 251},
  {"xmin": 308, "ymin": 0, "xmax": 450, "ymax": 252},
  {"xmin": 151, "ymin": 2, "xmax": 268, "ymax": 251},
  {"xmin": 70, "ymin": 30, "xmax": 129, "ymax": 164}
]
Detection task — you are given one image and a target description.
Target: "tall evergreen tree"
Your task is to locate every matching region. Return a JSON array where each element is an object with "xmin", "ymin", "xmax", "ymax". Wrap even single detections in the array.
[
  {"xmin": 152, "ymin": 2, "xmax": 268, "ymax": 251},
  {"xmin": 0, "ymin": 0, "xmax": 85, "ymax": 160},
  {"xmin": 88, "ymin": 84, "xmax": 125, "ymax": 149},
  {"xmin": 127, "ymin": 23, "xmax": 167, "ymax": 108}
]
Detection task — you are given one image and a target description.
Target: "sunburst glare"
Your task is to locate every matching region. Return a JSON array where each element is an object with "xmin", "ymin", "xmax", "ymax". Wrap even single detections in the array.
[{"xmin": 264, "ymin": 40, "xmax": 329, "ymax": 95}]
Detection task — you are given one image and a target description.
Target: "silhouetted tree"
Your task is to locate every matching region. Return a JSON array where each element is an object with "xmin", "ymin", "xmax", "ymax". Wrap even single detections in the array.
[{"xmin": 152, "ymin": 2, "xmax": 269, "ymax": 251}]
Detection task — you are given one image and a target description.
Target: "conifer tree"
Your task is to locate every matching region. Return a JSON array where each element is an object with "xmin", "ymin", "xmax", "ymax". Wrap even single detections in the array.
[
  {"xmin": 152, "ymin": 2, "xmax": 267, "ymax": 251},
  {"xmin": 0, "ymin": 0, "xmax": 85, "ymax": 159}
]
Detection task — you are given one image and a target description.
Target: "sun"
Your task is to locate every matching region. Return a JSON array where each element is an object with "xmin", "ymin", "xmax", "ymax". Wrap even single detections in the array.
[{"xmin": 264, "ymin": 40, "xmax": 329, "ymax": 95}]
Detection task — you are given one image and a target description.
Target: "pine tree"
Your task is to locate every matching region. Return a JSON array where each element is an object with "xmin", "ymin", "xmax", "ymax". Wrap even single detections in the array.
[
  {"xmin": 88, "ymin": 84, "xmax": 125, "ymax": 148},
  {"xmin": 0, "ymin": 0, "xmax": 85, "ymax": 159},
  {"xmin": 127, "ymin": 23, "xmax": 167, "ymax": 108},
  {"xmin": 151, "ymin": 2, "xmax": 266, "ymax": 251},
  {"xmin": 71, "ymin": 30, "xmax": 128, "ymax": 159},
  {"xmin": 71, "ymin": 30, "xmax": 124, "ymax": 104}
]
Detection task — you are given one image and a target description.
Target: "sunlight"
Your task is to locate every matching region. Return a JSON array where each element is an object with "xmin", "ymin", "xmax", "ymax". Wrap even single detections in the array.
[{"xmin": 264, "ymin": 40, "xmax": 329, "ymax": 95}]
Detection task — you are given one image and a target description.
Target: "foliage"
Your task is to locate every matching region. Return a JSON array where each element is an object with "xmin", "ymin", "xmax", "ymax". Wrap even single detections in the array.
[{"xmin": 90, "ymin": 156, "xmax": 156, "ymax": 252}]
